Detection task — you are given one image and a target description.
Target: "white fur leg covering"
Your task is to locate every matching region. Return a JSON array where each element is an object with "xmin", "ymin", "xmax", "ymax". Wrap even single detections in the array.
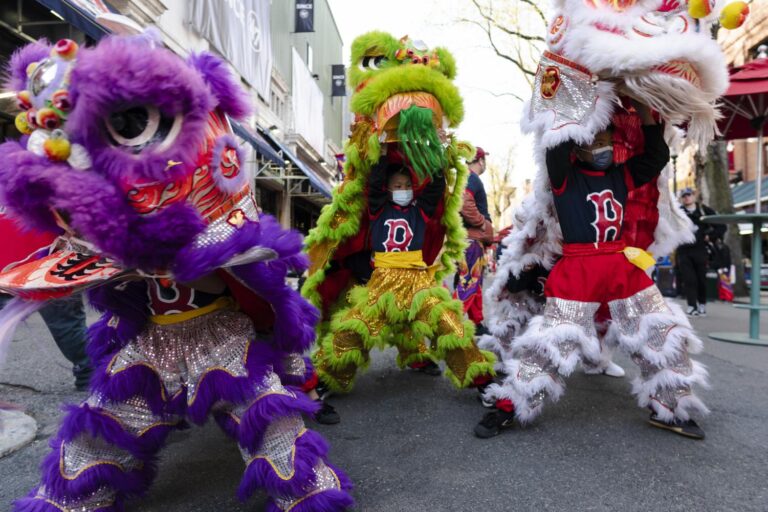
[
  {"xmin": 485, "ymin": 350, "xmax": 566, "ymax": 425},
  {"xmin": 484, "ymin": 300, "xmax": 602, "ymax": 423},
  {"xmin": 608, "ymin": 287, "xmax": 710, "ymax": 421}
]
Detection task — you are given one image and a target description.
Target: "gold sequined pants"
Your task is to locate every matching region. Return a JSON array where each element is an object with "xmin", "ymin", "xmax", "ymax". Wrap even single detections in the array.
[{"xmin": 316, "ymin": 267, "xmax": 489, "ymax": 391}]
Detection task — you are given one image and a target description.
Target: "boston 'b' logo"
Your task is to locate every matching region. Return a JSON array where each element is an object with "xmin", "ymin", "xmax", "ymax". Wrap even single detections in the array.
[
  {"xmin": 383, "ymin": 219, "xmax": 414, "ymax": 252},
  {"xmin": 586, "ymin": 189, "xmax": 623, "ymax": 242}
]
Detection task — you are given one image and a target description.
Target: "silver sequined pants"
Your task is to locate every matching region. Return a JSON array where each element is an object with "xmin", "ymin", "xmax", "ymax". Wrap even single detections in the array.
[
  {"xmin": 494, "ymin": 285, "xmax": 708, "ymax": 423},
  {"xmin": 26, "ymin": 309, "xmax": 345, "ymax": 511}
]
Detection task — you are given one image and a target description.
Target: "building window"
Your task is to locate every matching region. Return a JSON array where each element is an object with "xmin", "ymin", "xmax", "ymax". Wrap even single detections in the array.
[{"xmin": 306, "ymin": 43, "xmax": 314, "ymax": 73}]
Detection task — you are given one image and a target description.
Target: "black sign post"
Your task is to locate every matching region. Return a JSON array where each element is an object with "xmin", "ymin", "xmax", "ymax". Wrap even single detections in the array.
[
  {"xmin": 295, "ymin": 1, "xmax": 314, "ymax": 33},
  {"xmin": 331, "ymin": 64, "xmax": 346, "ymax": 97}
]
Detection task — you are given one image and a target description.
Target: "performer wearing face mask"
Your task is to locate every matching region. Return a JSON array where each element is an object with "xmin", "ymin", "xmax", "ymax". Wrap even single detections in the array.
[
  {"xmin": 310, "ymin": 156, "xmax": 495, "ymax": 406},
  {"xmin": 476, "ymin": 100, "xmax": 709, "ymax": 440}
]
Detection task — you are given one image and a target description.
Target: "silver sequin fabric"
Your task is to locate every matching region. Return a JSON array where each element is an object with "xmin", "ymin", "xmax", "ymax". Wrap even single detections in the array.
[
  {"xmin": 107, "ymin": 309, "xmax": 254, "ymax": 403},
  {"xmin": 517, "ymin": 350, "xmax": 557, "ymax": 383},
  {"xmin": 529, "ymin": 52, "xmax": 599, "ymax": 130},
  {"xmin": 273, "ymin": 461, "xmax": 341, "ymax": 511},
  {"xmin": 241, "ymin": 415, "xmax": 306, "ymax": 479},
  {"xmin": 229, "ymin": 371, "xmax": 296, "ymax": 419},
  {"xmin": 542, "ymin": 297, "xmax": 600, "ymax": 337},
  {"xmin": 61, "ymin": 434, "xmax": 140, "ymax": 479},
  {"xmin": 193, "ymin": 194, "xmax": 259, "ymax": 248},
  {"xmin": 35, "ymin": 485, "xmax": 116, "ymax": 512},
  {"xmin": 608, "ymin": 286, "xmax": 669, "ymax": 335},
  {"xmin": 283, "ymin": 353, "xmax": 307, "ymax": 377},
  {"xmin": 652, "ymin": 386, "xmax": 692, "ymax": 411},
  {"xmin": 86, "ymin": 393, "xmax": 178, "ymax": 437}
]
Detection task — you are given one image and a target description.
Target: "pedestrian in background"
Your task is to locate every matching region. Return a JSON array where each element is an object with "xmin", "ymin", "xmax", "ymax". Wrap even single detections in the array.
[
  {"xmin": 456, "ymin": 147, "xmax": 494, "ymax": 335},
  {"xmin": 676, "ymin": 188, "xmax": 726, "ymax": 316},
  {"xmin": 713, "ymin": 237, "xmax": 734, "ymax": 302},
  {"xmin": 0, "ymin": 211, "xmax": 92, "ymax": 391}
]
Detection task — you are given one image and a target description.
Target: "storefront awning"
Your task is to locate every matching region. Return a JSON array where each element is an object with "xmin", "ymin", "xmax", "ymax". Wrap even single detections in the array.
[
  {"xmin": 259, "ymin": 129, "xmax": 333, "ymax": 198},
  {"xmin": 34, "ymin": 0, "xmax": 116, "ymax": 41},
  {"xmin": 229, "ymin": 119, "xmax": 284, "ymax": 167}
]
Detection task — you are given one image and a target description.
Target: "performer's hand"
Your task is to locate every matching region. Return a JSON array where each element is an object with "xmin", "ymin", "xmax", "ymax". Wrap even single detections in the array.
[{"xmin": 630, "ymin": 99, "xmax": 656, "ymax": 125}]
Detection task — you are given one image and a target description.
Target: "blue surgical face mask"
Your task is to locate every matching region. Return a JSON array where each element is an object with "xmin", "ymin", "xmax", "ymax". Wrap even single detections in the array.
[
  {"xmin": 590, "ymin": 146, "xmax": 613, "ymax": 170},
  {"xmin": 391, "ymin": 189, "xmax": 413, "ymax": 206}
]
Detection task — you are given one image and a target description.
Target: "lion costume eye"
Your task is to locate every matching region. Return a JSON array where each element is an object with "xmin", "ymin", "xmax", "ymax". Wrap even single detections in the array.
[
  {"xmin": 105, "ymin": 105, "xmax": 182, "ymax": 154},
  {"xmin": 358, "ymin": 55, "xmax": 387, "ymax": 71}
]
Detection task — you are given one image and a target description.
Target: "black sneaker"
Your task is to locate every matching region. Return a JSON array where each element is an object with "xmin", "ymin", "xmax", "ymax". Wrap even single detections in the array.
[
  {"xmin": 474, "ymin": 409, "xmax": 516, "ymax": 438},
  {"xmin": 474, "ymin": 324, "xmax": 490, "ymax": 336},
  {"xmin": 314, "ymin": 399, "xmax": 340, "ymax": 425},
  {"xmin": 409, "ymin": 360, "xmax": 442, "ymax": 376},
  {"xmin": 648, "ymin": 413, "xmax": 705, "ymax": 440},
  {"xmin": 315, "ymin": 382, "xmax": 332, "ymax": 401}
]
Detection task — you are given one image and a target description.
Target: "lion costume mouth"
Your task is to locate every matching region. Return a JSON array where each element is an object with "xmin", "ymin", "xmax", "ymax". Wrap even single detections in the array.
[{"xmin": 376, "ymin": 92, "xmax": 445, "ymax": 142}]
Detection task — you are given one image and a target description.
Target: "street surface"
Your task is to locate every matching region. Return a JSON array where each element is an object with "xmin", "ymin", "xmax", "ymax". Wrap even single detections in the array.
[{"xmin": 1, "ymin": 299, "xmax": 767, "ymax": 511}]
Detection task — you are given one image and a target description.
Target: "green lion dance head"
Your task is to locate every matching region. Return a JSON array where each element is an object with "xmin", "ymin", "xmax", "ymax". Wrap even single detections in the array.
[{"xmin": 347, "ymin": 32, "xmax": 464, "ymax": 180}]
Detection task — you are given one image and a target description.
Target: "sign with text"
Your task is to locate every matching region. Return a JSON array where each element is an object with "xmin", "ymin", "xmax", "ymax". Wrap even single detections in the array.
[
  {"xmin": 331, "ymin": 64, "xmax": 346, "ymax": 97},
  {"xmin": 295, "ymin": 0, "xmax": 314, "ymax": 33}
]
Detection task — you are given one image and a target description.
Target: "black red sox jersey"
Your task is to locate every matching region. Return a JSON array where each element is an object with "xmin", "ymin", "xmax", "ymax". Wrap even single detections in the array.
[
  {"xmin": 367, "ymin": 160, "xmax": 445, "ymax": 254},
  {"xmin": 370, "ymin": 204, "xmax": 428, "ymax": 253},
  {"xmin": 546, "ymin": 124, "xmax": 670, "ymax": 245}
]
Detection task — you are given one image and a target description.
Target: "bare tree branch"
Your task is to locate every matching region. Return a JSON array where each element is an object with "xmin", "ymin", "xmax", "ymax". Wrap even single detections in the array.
[
  {"xmin": 470, "ymin": 0, "xmax": 545, "ymax": 42},
  {"xmin": 517, "ymin": 0, "xmax": 548, "ymax": 25},
  {"xmin": 459, "ymin": 17, "xmax": 536, "ymax": 77}
]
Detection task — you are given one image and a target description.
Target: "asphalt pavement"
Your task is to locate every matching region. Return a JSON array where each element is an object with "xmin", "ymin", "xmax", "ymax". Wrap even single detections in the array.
[{"xmin": 1, "ymin": 298, "xmax": 767, "ymax": 511}]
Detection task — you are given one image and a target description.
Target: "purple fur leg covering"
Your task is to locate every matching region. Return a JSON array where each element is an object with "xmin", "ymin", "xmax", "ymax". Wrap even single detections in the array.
[
  {"xmin": 15, "ymin": 490, "xmax": 123, "ymax": 512},
  {"xmin": 262, "ymin": 461, "xmax": 356, "ymax": 512}
]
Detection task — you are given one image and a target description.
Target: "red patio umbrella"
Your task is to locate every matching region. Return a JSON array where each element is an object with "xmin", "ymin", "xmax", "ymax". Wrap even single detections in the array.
[{"xmin": 719, "ymin": 50, "xmax": 768, "ymax": 208}]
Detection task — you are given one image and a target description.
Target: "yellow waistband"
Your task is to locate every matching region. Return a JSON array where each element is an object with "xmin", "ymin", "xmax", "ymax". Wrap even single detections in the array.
[
  {"xmin": 374, "ymin": 250, "xmax": 427, "ymax": 269},
  {"xmin": 621, "ymin": 247, "xmax": 656, "ymax": 271},
  {"xmin": 149, "ymin": 296, "xmax": 234, "ymax": 325}
]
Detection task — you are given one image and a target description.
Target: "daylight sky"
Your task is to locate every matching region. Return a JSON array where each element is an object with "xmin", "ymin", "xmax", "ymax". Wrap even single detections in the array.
[{"xmin": 326, "ymin": 0, "xmax": 544, "ymax": 196}]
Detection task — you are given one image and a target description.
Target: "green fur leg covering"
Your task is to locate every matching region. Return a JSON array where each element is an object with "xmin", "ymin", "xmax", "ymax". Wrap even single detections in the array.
[{"xmin": 444, "ymin": 351, "xmax": 497, "ymax": 389}]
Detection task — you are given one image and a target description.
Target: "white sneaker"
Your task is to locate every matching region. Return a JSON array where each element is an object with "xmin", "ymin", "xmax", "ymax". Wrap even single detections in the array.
[
  {"xmin": 603, "ymin": 361, "xmax": 625, "ymax": 378},
  {"xmin": 686, "ymin": 306, "xmax": 700, "ymax": 317},
  {"xmin": 697, "ymin": 304, "xmax": 707, "ymax": 317}
]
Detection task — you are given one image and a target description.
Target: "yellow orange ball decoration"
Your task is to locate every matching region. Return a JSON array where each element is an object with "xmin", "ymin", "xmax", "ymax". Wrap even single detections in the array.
[
  {"xmin": 14, "ymin": 112, "xmax": 33, "ymax": 135},
  {"xmin": 688, "ymin": 0, "xmax": 713, "ymax": 19},
  {"xmin": 44, "ymin": 131, "xmax": 71, "ymax": 161},
  {"xmin": 36, "ymin": 108, "xmax": 61, "ymax": 130},
  {"xmin": 720, "ymin": 1, "xmax": 749, "ymax": 30},
  {"xmin": 52, "ymin": 39, "xmax": 78, "ymax": 60},
  {"xmin": 25, "ymin": 62, "xmax": 38, "ymax": 77}
]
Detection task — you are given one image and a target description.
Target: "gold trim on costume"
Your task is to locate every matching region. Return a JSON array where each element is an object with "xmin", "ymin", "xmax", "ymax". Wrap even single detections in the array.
[
  {"xmin": 374, "ymin": 250, "xmax": 427, "ymax": 269},
  {"xmin": 245, "ymin": 428, "xmax": 307, "ymax": 480},
  {"xmin": 280, "ymin": 466, "xmax": 342, "ymax": 511},
  {"xmin": 58, "ymin": 442, "xmax": 143, "ymax": 480},
  {"xmin": 149, "ymin": 296, "xmax": 234, "ymax": 324}
]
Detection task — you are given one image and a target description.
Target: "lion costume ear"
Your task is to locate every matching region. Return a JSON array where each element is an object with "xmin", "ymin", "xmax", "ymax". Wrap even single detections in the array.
[
  {"xmin": 434, "ymin": 47, "xmax": 456, "ymax": 80},
  {"xmin": 4, "ymin": 40, "xmax": 52, "ymax": 92},
  {"xmin": 188, "ymin": 52, "xmax": 251, "ymax": 120}
]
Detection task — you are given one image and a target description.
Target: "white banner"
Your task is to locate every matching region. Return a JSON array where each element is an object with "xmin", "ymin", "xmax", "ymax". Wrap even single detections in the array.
[
  {"xmin": 188, "ymin": 0, "xmax": 272, "ymax": 100},
  {"xmin": 292, "ymin": 48, "xmax": 325, "ymax": 155}
]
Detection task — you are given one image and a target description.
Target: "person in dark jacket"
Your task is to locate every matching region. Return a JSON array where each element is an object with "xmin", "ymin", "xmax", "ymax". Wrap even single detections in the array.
[
  {"xmin": 456, "ymin": 147, "xmax": 494, "ymax": 335},
  {"xmin": 676, "ymin": 188, "xmax": 726, "ymax": 316}
]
